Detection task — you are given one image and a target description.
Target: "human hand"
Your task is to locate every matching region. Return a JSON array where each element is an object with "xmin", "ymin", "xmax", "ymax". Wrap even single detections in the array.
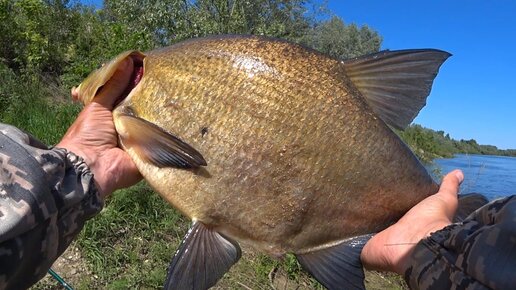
[
  {"xmin": 57, "ymin": 58, "xmax": 141, "ymax": 198},
  {"xmin": 360, "ymin": 170, "xmax": 463, "ymax": 274}
]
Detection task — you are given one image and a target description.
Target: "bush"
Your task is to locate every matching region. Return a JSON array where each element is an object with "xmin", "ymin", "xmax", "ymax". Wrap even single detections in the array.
[{"xmin": 0, "ymin": 63, "xmax": 80, "ymax": 144}]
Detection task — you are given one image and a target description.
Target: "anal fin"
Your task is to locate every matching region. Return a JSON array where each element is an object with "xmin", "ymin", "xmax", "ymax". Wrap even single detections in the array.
[
  {"xmin": 296, "ymin": 234, "xmax": 373, "ymax": 290},
  {"xmin": 164, "ymin": 221, "xmax": 241, "ymax": 290}
]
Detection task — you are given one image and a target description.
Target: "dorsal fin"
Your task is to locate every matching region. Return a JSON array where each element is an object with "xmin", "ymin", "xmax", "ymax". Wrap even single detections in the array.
[{"xmin": 342, "ymin": 49, "xmax": 451, "ymax": 129}]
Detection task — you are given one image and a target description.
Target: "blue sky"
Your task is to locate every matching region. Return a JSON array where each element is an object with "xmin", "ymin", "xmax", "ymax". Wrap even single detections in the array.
[{"xmin": 328, "ymin": 1, "xmax": 516, "ymax": 149}]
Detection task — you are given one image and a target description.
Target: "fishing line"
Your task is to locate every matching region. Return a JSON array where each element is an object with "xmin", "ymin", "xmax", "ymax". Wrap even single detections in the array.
[{"xmin": 48, "ymin": 268, "xmax": 74, "ymax": 290}]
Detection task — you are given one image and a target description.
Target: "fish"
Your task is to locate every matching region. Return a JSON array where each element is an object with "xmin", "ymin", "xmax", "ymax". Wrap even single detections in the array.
[{"xmin": 73, "ymin": 35, "xmax": 478, "ymax": 289}]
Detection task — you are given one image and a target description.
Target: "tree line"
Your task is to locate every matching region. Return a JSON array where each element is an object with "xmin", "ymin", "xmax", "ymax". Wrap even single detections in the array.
[{"xmin": 397, "ymin": 124, "xmax": 516, "ymax": 162}]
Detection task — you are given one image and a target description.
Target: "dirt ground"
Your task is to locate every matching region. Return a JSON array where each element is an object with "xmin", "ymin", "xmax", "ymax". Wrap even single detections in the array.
[{"xmin": 33, "ymin": 245, "xmax": 90, "ymax": 289}]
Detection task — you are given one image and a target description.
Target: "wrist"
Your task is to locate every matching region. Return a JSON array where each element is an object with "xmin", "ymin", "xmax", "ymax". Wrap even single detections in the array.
[
  {"xmin": 55, "ymin": 141, "xmax": 109, "ymax": 198},
  {"xmin": 90, "ymin": 152, "xmax": 120, "ymax": 198}
]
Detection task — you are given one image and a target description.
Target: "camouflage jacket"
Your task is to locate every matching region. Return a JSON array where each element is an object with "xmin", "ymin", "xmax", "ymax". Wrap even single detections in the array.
[
  {"xmin": 405, "ymin": 195, "xmax": 516, "ymax": 290},
  {"xmin": 0, "ymin": 123, "xmax": 103, "ymax": 290}
]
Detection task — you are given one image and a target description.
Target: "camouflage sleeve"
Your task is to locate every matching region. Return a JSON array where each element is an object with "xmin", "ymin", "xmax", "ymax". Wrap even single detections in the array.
[
  {"xmin": 0, "ymin": 123, "xmax": 103, "ymax": 289},
  {"xmin": 404, "ymin": 195, "xmax": 516, "ymax": 290}
]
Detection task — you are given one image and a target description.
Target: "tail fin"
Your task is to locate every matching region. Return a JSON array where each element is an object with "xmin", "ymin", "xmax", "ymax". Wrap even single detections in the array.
[{"xmin": 454, "ymin": 193, "xmax": 489, "ymax": 222}]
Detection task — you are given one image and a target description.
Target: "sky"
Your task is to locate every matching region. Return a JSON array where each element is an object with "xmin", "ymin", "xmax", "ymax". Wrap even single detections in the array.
[{"xmin": 327, "ymin": 0, "xmax": 516, "ymax": 149}]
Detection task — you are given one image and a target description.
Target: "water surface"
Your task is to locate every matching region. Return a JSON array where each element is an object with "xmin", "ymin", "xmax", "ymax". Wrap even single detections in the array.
[{"xmin": 432, "ymin": 154, "xmax": 516, "ymax": 200}]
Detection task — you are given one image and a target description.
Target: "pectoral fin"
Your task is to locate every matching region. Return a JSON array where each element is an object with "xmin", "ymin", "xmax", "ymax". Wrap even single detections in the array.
[
  {"xmin": 164, "ymin": 221, "xmax": 241, "ymax": 290},
  {"xmin": 296, "ymin": 234, "xmax": 373, "ymax": 290},
  {"xmin": 115, "ymin": 109, "xmax": 207, "ymax": 168}
]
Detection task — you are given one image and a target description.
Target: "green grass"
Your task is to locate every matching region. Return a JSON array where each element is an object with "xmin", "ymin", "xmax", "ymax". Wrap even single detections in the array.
[
  {"xmin": 0, "ymin": 65, "xmax": 81, "ymax": 144},
  {"xmin": 77, "ymin": 182, "xmax": 188, "ymax": 289}
]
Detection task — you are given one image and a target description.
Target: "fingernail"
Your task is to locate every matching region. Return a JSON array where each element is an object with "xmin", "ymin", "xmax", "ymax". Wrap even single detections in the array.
[{"xmin": 453, "ymin": 170, "xmax": 464, "ymax": 183}]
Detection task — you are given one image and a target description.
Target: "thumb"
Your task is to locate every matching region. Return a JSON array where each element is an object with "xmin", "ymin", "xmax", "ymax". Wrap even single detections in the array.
[{"xmin": 437, "ymin": 169, "xmax": 463, "ymax": 220}]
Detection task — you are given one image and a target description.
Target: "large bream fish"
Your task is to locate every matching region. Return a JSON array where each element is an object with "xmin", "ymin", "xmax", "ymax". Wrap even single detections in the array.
[{"xmin": 75, "ymin": 35, "xmax": 464, "ymax": 289}]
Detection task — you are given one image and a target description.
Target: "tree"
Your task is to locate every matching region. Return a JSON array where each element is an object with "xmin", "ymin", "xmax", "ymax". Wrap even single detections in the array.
[
  {"xmin": 302, "ymin": 15, "xmax": 382, "ymax": 59},
  {"xmin": 0, "ymin": 0, "xmax": 79, "ymax": 75},
  {"xmin": 103, "ymin": 0, "xmax": 189, "ymax": 47},
  {"xmin": 0, "ymin": 0, "xmax": 19, "ymax": 69},
  {"xmin": 189, "ymin": 0, "xmax": 312, "ymax": 41},
  {"xmin": 102, "ymin": 0, "xmax": 314, "ymax": 46}
]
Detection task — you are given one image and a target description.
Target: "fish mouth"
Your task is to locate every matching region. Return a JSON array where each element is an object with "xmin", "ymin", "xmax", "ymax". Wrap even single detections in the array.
[
  {"xmin": 75, "ymin": 51, "xmax": 146, "ymax": 107},
  {"xmin": 113, "ymin": 54, "xmax": 145, "ymax": 107}
]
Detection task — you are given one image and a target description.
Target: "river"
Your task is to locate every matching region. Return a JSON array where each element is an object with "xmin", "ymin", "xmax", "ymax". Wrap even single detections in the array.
[{"xmin": 431, "ymin": 154, "xmax": 516, "ymax": 200}]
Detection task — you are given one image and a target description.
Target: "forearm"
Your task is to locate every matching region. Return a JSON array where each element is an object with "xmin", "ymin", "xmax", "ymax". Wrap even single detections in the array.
[{"xmin": 0, "ymin": 123, "xmax": 103, "ymax": 289}]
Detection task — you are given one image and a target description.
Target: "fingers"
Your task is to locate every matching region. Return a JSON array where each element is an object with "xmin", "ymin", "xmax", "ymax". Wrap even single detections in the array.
[
  {"xmin": 95, "ymin": 148, "xmax": 142, "ymax": 198},
  {"xmin": 94, "ymin": 57, "xmax": 134, "ymax": 110},
  {"xmin": 115, "ymin": 151, "xmax": 143, "ymax": 190},
  {"xmin": 437, "ymin": 169, "xmax": 463, "ymax": 219}
]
